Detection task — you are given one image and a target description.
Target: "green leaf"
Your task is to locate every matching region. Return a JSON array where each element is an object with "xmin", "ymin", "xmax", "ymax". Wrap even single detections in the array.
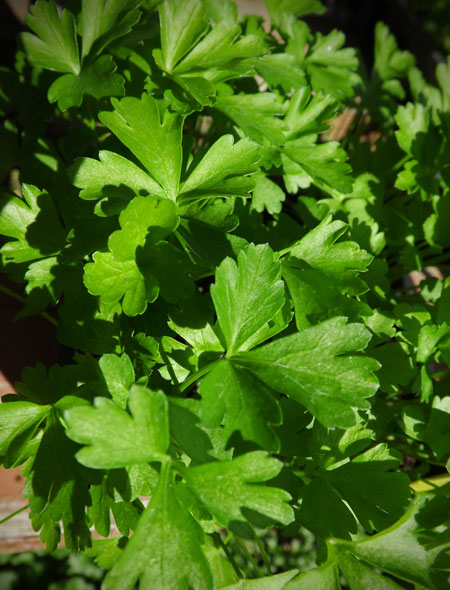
[
  {"xmin": 282, "ymin": 265, "xmax": 371, "ymax": 330},
  {"xmin": 171, "ymin": 21, "xmax": 266, "ymax": 78},
  {"xmin": 157, "ymin": 0, "xmax": 208, "ymax": 73},
  {"xmin": 285, "ymin": 558, "xmax": 340, "ymax": 590},
  {"xmin": 180, "ymin": 135, "xmax": 261, "ymax": 203},
  {"xmin": 214, "ymin": 93, "xmax": 287, "ymax": 145},
  {"xmin": 98, "ymin": 353, "xmax": 135, "ymax": 408},
  {"xmin": 168, "ymin": 293, "xmax": 224, "ymax": 355},
  {"xmin": 22, "ymin": 405, "xmax": 95, "ymax": 551},
  {"xmin": 0, "ymin": 399, "xmax": 50, "ymax": 468},
  {"xmin": 80, "ymin": 0, "xmax": 142, "ymax": 59},
  {"xmin": 395, "ymin": 103, "xmax": 429, "ymax": 158},
  {"xmin": 69, "ymin": 150, "xmax": 164, "ymax": 203},
  {"xmin": 236, "ymin": 317, "xmax": 379, "ymax": 428},
  {"xmin": 211, "ymin": 243, "xmax": 287, "ymax": 356},
  {"xmin": 282, "ymin": 216, "xmax": 373, "ymax": 328},
  {"xmin": 373, "ymin": 22, "xmax": 415, "ymax": 82},
  {"xmin": 251, "ymin": 173, "xmax": 286, "ymax": 215},
  {"xmin": 99, "ymin": 94, "xmax": 183, "ymax": 199},
  {"xmin": 48, "ymin": 55, "xmax": 125, "ymax": 112},
  {"xmin": 223, "ymin": 570, "xmax": 299, "ymax": 589},
  {"xmin": 103, "ymin": 461, "xmax": 213, "ymax": 590},
  {"xmin": 22, "ymin": 256, "xmax": 62, "ymax": 314},
  {"xmin": 287, "ymin": 216, "xmax": 373, "ymax": 289},
  {"xmin": 98, "ymin": 97, "xmax": 261, "ymax": 205},
  {"xmin": 107, "ymin": 195, "xmax": 179, "ymax": 258},
  {"xmin": 256, "ymin": 53, "xmax": 307, "ymax": 94},
  {"xmin": 281, "ymin": 89, "xmax": 352, "ymax": 192},
  {"xmin": 169, "ymin": 397, "xmax": 232, "ymax": 464},
  {"xmin": 83, "ymin": 251, "xmax": 158, "ymax": 316},
  {"xmin": 339, "ymin": 494, "xmax": 449, "ymax": 588},
  {"xmin": 199, "ymin": 359, "xmax": 281, "ymax": 451},
  {"xmin": 0, "ymin": 184, "xmax": 66, "ymax": 264},
  {"xmin": 423, "ymin": 395, "xmax": 450, "ymax": 461},
  {"xmin": 337, "ymin": 550, "xmax": 404, "ymax": 590},
  {"xmin": 83, "ymin": 195, "xmax": 179, "ymax": 315},
  {"xmin": 64, "ymin": 385, "xmax": 169, "ymax": 469},
  {"xmin": 305, "ymin": 30, "xmax": 360, "ymax": 99},
  {"xmin": 283, "ymin": 88, "xmax": 338, "ymax": 140},
  {"xmin": 265, "ymin": 0, "xmax": 326, "ymax": 23},
  {"xmin": 203, "ymin": 0, "xmax": 238, "ymax": 24},
  {"xmin": 86, "ymin": 537, "xmax": 127, "ymax": 570},
  {"xmin": 21, "ymin": 0, "xmax": 80, "ymax": 75},
  {"xmin": 300, "ymin": 444, "xmax": 411, "ymax": 537},
  {"xmin": 282, "ymin": 139, "xmax": 352, "ymax": 194},
  {"xmin": 183, "ymin": 451, "xmax": 294, "ymax": 533}
]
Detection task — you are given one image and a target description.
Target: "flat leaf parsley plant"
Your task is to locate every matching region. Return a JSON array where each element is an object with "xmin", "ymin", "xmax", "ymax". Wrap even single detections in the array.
[{"xmin": 1, "ymin": 0, "xmax": 450, "ymax": 588}]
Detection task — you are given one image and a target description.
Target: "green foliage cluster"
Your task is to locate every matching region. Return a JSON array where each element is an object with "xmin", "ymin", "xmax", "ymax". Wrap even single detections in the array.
[{"xmin": 0, "ymin": 0, "xmax": 450, "ymax": 588}]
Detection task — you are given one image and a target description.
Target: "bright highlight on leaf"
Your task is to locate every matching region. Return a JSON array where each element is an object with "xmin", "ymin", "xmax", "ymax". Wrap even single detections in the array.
[
  {"xmin": 211, "ymin": 243, "xmax": 287, "ymax": 356},
  {"xmin": 64, "ymin": 385, "xmax": 169, "ymax": 469},
  {"xmin": 236, "ymin": 317, "xmax": 379, "ymax": 428}
]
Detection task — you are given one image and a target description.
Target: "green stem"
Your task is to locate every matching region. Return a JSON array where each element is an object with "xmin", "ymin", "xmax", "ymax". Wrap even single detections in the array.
[
  {"xmin": 0, "ymin": 504, "xmax": 29, "ymax": 525},
  {"xmin": 179, "ymin": 358, "xmax": 223, "ymax": 393},
  {"xmin": 0, "ymin": 284, "xmax": 57, "ymax": 327},
  {"xmin": 217, "ymin": 534, "xmax": 243, "ymax": 579},
  {"xmin": 391, "ymin": 154, "xmax": 410, "ymax": 172},
  {"xmin": 254, "ymin": 533, "xmax": 272, "ymax": 575},
  {"xmin": 233, "ymin": 535, "xmax": 263, "ymax": 578}
]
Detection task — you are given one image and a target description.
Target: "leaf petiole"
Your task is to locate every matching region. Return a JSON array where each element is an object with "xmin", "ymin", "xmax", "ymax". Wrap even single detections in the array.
[
  {"xmin": 0, "ymin": 504, "xmax": 29, "ymax": 525},
  {"xmin": 179, "ymin": 357, "xmax": 223, "ymax": 393}
]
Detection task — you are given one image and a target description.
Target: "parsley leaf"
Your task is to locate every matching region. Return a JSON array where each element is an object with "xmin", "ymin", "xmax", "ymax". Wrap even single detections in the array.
[
  {"xmin": 69, "ymin": 150, "xmax": 164, "ymax": 205},
  {"xmin": 99, "ymin": 95, "xmax": 183, "ymax": 199},
  {"xmin": 299, "ymin": 443, "xmax": 411, "ymax": 537},
  {"xmin": 223, "ymin": 570, "xmax": 299, "ymax": 589},
  {"xmin": 281, "ymin": 89, "xmax": 353, "ymax": 193},
  {"xmin": 157, "ymin": 0, "xmax": 208, "ymax": 74},
  {"xmin": 251, "ymin": 173, "xmax": 286, "ymax": 215},
  {"xmin": 214, "ymin": 93, "xmax": 287, "ymax": 146},
  {"xmin": 199, "ymin": 359, "xmax": 282, "ymax": 451},
  {"xmin": 83, "ymin": 195, "xmax": 184, "ymax": 315},
  {"xmin": 65, "ymin": 385, "xmax": 169, "ymax": 468},
  {"xmin": 235, "ymin": 317, "xmax": 379, "ymax": 428},
  {"xmin": 182, "ymin": 451, "xmax": 294, "ymax": 534},
  {"xmin": 80, "ymin": 0, "xmax": 142, "ymax": 59},
  {"xmin": 0, "ymin": 184, "xmax": 65, "ymax": 264},
  {"xmin": 282, "ymin": 216, "xmax": 373, "ymax": 328},
  {"xmin": 48, "ymin": 55, "xmax": 125, "ymax": 111},
  {"xmin": 21, "ymin": 0, "xmax": 80, "ymax": 75},
  {"xmin": 0, "ymin": 399, "xmax": 49, "ymax": 468},
  {"xmin": 211, "ymin": 243, "xmax": 287, "ymax": 356},
  {"xmin": 103, "ymin": 461, "xmax": 213, "ymax": 590}
]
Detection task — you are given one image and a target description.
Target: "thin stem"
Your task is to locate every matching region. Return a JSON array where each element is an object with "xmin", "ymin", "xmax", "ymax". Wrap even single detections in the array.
[
  {"xmin": 0, "ymin": 504, "xmax": 29, "ymax": 525},
  {"xmin": 390, "ymin": 154, "xmax": 410, "ymax": 172},
  {"xmin": 233, "ymin": 535, "xmax": 263, "ymax": 578},
  {"xmin": 179, "ymin": 358, "xmax": 223, "ymax": 393},
  {"xmin": 0, "ymin": 284, "xmax": 57, "ymax": 327},
  {"xmin": 217, "ymin": 534, "xmax": 243, "ymax": 579},
  {"xmin": 254, "ymin": 533, "xmax": 272, "ymax": 575}
]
